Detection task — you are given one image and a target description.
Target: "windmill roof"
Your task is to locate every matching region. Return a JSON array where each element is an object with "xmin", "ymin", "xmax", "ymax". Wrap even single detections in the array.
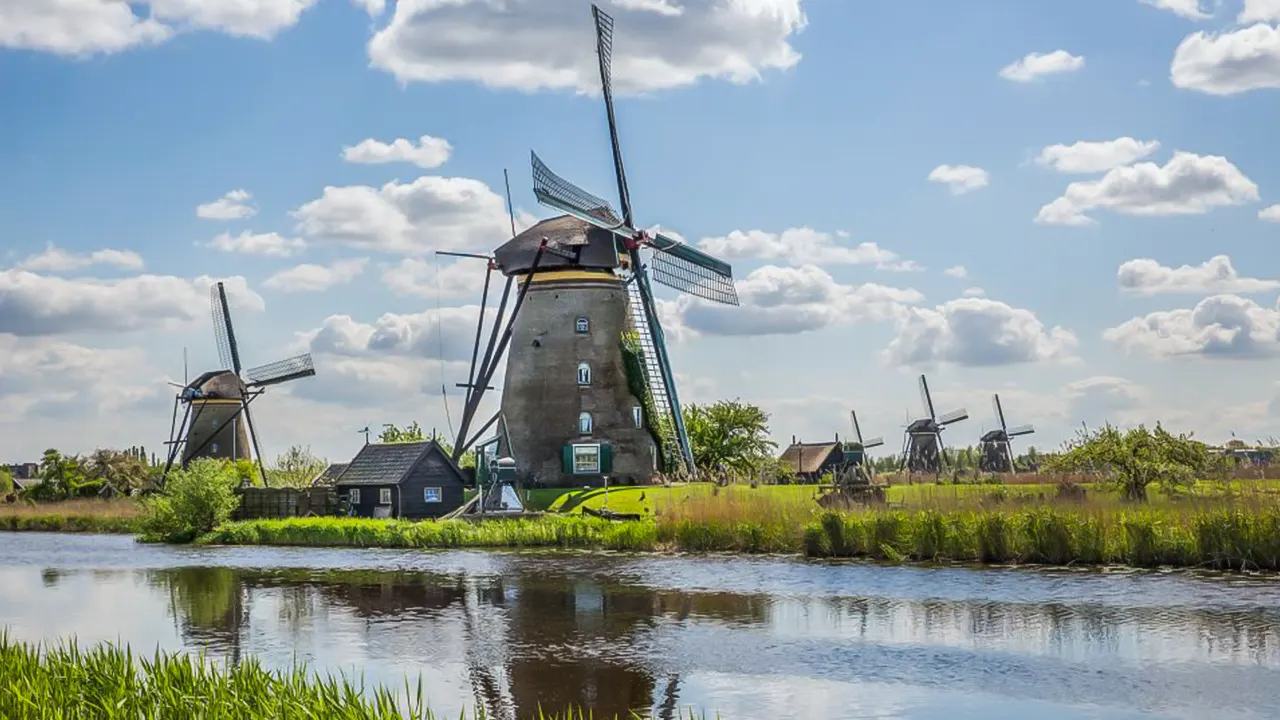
[
  {"xmin": 335, "ymin": 440, "xmax": 464, "ymax": 487},
  {"xmin": 980, "ymin": 429, "xmax": 1007, "ymax": 443},
  {"xmin": 907, "ymin": 419, "xmax": 939, "ymax": 433},
  {"xmin": 493, "ymin": 215, "xmax": 621, "ymax": 275},
  {"xmin": 778, "ymin": 442, "xmax": 842, "ymax": 475}
]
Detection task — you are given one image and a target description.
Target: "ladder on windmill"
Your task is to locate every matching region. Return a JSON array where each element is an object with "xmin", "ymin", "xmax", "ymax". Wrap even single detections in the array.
[{"xmin": 625, "ymin": 277, "xmax": 681, "ymax": 468}]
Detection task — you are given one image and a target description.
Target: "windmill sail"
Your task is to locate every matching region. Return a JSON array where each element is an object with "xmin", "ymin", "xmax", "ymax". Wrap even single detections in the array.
[
  {"xmin": 918, "ymin": 375, "xmax": 936, "ymax": 421},
  {"xmin": 245, "ymin": 354, "xmax": 316, "ymax": 387},
  {"xmin": 531, "ymin": 152, "xmax": 625, "ymax": 231},
  {"xmin": 1007, "ymin": 424, "xmax": 1036, "ymax": 437},
  {"xmin": 862, "ymin": 436, "xmax": 885, "ymax": 449},
  {"xmin": 211, "ymin": 283, "xmax": 242, "ymax": 375},
  {"xmin": 592, "ymin": 4, "xmax": 633, "ymax": 226},
  {"xmin": 939, "ymin": 408, "xmax": 969, "ymax": 425},
  {"xmin": 850, "ymin": 410, "xmax": 864, "ymax": 445},
  {"xmin": 649, "ymin": 233, "xmax": 739, "ymax": 305}
]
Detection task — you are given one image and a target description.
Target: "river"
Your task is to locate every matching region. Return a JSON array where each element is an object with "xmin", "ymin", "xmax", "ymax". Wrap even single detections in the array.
[{"xmin": 1, "ymin": 533, "xmax": 1278, "ymax": 719}]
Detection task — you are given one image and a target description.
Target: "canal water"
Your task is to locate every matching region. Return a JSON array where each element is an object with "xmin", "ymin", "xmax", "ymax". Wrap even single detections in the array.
[{"xmin": 1, "ymin": 533, "xmax": 1278, "ymax": 719}]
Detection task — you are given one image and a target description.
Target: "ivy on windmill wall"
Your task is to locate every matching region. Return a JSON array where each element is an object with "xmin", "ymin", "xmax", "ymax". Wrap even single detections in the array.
[{"xmin": 620, "ymin": 331, "xmax": 677, "ymax": 472}]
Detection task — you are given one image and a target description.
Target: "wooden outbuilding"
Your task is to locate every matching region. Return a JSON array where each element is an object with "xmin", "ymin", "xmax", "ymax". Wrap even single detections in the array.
[
  {"xmin": 778, "ymin": 439, "xmax": 846, "ymax": 482},
  {"xmin": 334, "ymin": 440, "xmax": 467, "ymax": 519}
]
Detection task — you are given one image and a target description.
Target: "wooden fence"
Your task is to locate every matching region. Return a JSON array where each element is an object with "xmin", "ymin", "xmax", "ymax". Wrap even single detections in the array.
[{"xmin": 231, "ymin": 487, "xmax": 338, "ymax": 521}]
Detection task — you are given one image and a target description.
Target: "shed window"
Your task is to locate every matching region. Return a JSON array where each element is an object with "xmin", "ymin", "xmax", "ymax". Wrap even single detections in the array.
[
  {"xmin": 424, "ymin": 487, "xmax": 442, "ymax": 503},
  {"xmin": 349, "ymin": 488, "xmax": 361, "ymax": 505},
  {"xmin": 575, "ymin": 317, "xmax": 589, "ymax": 334},
  {"xmin": 632, "ymin": 406, "xmax": 643, "ymax": 428},
  {"xmin": 579, "ymin": 412, "xmax": 593, "ymax": 435},
  {"xmin": 573, "ymin": 444, "xmax": 600, "ymax": 474},
  {"xmin": 379, "ymin": 488, "xmax": 392, "ymax": 505},
  {"xmin": 577, "ymin": 363, "xmax": 591, "ymax": 386}
]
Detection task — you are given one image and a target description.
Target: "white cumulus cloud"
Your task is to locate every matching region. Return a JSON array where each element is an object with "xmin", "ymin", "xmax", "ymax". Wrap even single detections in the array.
[
  {"xmin": 1259, "ymin": 204, "xmax": 1280, "ymax": 221},
  {"xmin": 943, "ymin": 265, "xmax": 968, "ymax": 279},
  {"xmin": 1104, "ymin": 294, "xmax": 1280, "ymax": 358},
  {"xmin": 366, "ymin": 0, "xmax": 807, "ymax": 94},
  {"xmin": 928, "ymin": 165, "xmax": 989, "ymax": 195},
  {"xmin": 381, "ymin": 258, "xmax": 487, "ymax": 299},
  {"xmin": 197, "ymin": 189, "xmax": 256, "ymax": 220},
  {"xmin": 1240, "ymin": 0, "xmax": 1280, "ymax": 23},
  {"xmin": 696, "ymin": 227, "xmax": 914, "ymax": 270},
  {"xmin": 1171, "ymin": 23, "xmax": 1280, "ymax": 95},
  {"xmin": 263, "ymin": 258, "xmax": 368, "ymax": 293},
  {"xmin": 341, "ymin": 135, "xmax": 453, "ymax": 169},
  {"xmin": 1117, "ymin": 255, "xmax": 1280, "ymax": 295},
  {"xmin": 885, "ymin": 297, "xmax": 1078, "ymax": 367},
  {"xmin": 206, "ymin": 231, "xmax": 307, "ymax": 257},
  {"xmin": 999, "ymin": 50, "xmax": 1085, "ymax": 82},
  {"xmin": 1035, "ymin": 138, "xmax": 1161, "ymax": 174},
  {"xmin": 16, "ymin": 245, "xmax": 144, "ymax": 273},
  {"xmin": 1034, "ymin": 151, "xmax": 1258, "ymax": 226},
  {"xmin": 292, "ymin": 176, "xmax": 532, "ymax": 255},
  {"xmin": 1140, "ymin": 0, "xmax": 1215, "ymax": 20}
]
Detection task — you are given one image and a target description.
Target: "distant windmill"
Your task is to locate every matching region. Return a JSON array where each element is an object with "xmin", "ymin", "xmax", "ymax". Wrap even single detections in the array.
[
  {"xmin": 901, "ymin": 374, "xmax": 968, "ymax": 473},
  {"xmin": 844, "ymin": 409, "xmax": 885, "ymax": 468},
  {"xmin": 161, "ymin": 282, "xmax": 316, "ymax": 485},
  {"xmin": 978, "ymin": 393, "xmax": 1034, "ymax": 473}
]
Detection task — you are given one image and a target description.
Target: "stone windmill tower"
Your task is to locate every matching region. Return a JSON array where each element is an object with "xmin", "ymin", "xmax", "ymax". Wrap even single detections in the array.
[
  {"xmin": 901, "ymin": 374, "xmax": 968, "ymax": 474},
  {"xmin": 978, "ymin": 393, "xmax": 1035, "ymax": 472},
  {"xmin": 161, "ymin": 282, "xmax": 316, "ymax": 485},
  {"xmin": 449, "ymin": 6, "xmax": 740, "ymax": 488}
]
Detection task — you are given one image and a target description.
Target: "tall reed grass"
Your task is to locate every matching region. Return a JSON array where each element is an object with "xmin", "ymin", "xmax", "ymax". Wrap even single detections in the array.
[
  {"xmin": 0, "ymin": 499, "xmax": 142, "ymax": 534},
  {"xmin": 204, "ymin": 485, "xmax": 1280, "ymax": 570},
  {"xmin": 0, "ymin": 632, "xmax": 713, "ymax": 719}
]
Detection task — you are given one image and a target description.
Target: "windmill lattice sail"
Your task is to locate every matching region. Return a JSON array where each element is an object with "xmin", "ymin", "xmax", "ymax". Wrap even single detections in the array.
[{"xmin": 245, "ymin": 354, "xmax": 316, "ymax": 387}]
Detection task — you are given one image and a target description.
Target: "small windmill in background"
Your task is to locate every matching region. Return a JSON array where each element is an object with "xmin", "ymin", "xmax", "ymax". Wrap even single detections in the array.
[
  {"xmin": 979, "ymin": 393, "xmax": 1034, "ymax": 472},
  {"xmin": 844, "ymin": 409, "xmax": 884, "ymax": 468},
  {"xmin": 161, "ymin": 282, "xmax": 317, "ymax": 486},
  {"xmin": 901, "ymin": 374, "xmax": 968, "ymax": 474}
]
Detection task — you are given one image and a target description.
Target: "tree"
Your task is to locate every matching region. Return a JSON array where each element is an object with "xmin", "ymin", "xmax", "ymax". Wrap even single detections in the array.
[
  {"xmin": 140, "ymin": 459, "xmax": 241, "ymax": 543},
  {"xmin": 268, "ymin": 445, "xmax": 327, "ymax": 488},
  {"xmin": 380, "ymin": 422, "xmax": 425, "ymax": 443},
  {"xmin": 84, "ymin": 448, "xmax": 153, "ymax": 495},
  {"xmin": 1046, "ymin": 423, "xmax": 1210, "ymax": 501},
  {"xmin": 0, "ymin": 466, "xmax": 13, "ymax": 500},
  {"xmin": 683, "ymin": 399, "xmax": 777, "ymax": 476}
]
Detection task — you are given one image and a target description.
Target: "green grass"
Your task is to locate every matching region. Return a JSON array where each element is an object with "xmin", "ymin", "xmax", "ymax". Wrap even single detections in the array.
[
  {"xmin": 0, "ymin": 632, "xmax": 714, "ymax": 719},
  {"xmin": 0, "ymin": 499, "xmax": 143, "ymax": 534}
]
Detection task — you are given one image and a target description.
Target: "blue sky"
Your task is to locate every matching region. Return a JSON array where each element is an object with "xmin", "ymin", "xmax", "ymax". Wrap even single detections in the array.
[{"xmin": 4, "ymin": 0, "xmax": 1280, "ymax": 464}]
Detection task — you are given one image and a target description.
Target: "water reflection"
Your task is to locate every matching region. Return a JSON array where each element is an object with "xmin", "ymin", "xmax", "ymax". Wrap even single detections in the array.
[{"xmin": 3, "ymin": 534, "xmax": 1280, "ymax": 719}]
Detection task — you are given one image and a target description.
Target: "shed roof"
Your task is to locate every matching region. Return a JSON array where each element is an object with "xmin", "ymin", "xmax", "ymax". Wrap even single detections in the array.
[
  {"xmin": 335, "ymin": 440, "xmax": 465, "ymax": 487},
  {"xmin": 778, "ymin": 442, "xmax": 842, "ymax": 475},
  {"xmin": 493, "ymin": 215, "xmax": 621, "ymax": 275},
  {"xmin": 311, "ymin": 462, "xmax": 349, "ymax": 486}
]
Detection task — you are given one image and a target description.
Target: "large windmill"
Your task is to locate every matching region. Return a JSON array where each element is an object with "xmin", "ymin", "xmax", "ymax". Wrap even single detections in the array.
[
  {"xmin": 449, "ymin": 5, "xmax": 739, "ymax": 487},
  {"xmin": 162, "ymin": 282, "xmax": 316, "ymax": 484},
  {"xmin": 978, "ymin": 393, "xmax": 1035, "ymax": 473},
  {"xmin": 901, "ymin": 374, "xmax": 968, "ymax": 473},
  {"xmin": 844, "ymin": 410, "xmax": 884, "ymax": 468}
]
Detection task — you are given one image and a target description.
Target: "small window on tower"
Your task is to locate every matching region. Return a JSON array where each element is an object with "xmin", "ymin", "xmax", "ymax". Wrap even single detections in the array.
[
  {"xmin": 577, "ymin": 363, "xmax": 591, "ymax": 386},
  {"xmin": 579, "ymin": 412, "xmax": 593, "ymax": 435},
  {"xmin": 575, "ymin": 317, "xmax": 589, "ymax": 334},
  {"xmin": 632, "ymin": 406, "xmax": 643, "ymax": 428}
]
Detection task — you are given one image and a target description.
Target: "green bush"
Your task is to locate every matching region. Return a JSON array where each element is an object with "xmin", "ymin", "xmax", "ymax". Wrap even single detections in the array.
[{"xmin": 139, "ymin": 460, "xmax": 241, "ymax": 543}]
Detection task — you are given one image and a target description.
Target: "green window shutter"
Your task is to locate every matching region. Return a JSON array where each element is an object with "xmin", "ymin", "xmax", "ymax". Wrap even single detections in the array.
[
  {"xmin": 600, "ymin": 444, "xmax": 613, "ymax": 474},
  {"xmin": 562, "ymin": 445, "xmax": 573, "ymax": 474}
]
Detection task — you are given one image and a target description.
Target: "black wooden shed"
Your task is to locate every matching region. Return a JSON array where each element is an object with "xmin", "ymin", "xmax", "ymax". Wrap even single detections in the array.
[{"xmin": 334, "ymin": 440, "xmax": 467, "ymax": 519}]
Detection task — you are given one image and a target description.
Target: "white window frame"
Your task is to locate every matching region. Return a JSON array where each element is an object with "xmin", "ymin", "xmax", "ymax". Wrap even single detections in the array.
[
  {"xmin": 379, "ymin": 487, "xmax": 392, "ymax": 505},
  {"xmin": 632, "ymin": 406, "xmax": 643, "ymax": 428},
  {"xmin": 575, "ymin": 316, "xmax": 589, "ymax": 334},
  {"xmin": 577, "ymin": 363, "xmax": 591, "ymax": 386},
  {"xmin": 578, "ymin": 412, "xmax": 593, "ymax": 435},
  {"xmin": 572, "ymin": 444, "xmax": 601, "ymax": 474},
  {"xmin": 349, "ymin": 488, "xmax": 361, "ymax": 505},
  {"xmin": 424, "ymin": 487, "xmax": 442, "ymax": 503}
]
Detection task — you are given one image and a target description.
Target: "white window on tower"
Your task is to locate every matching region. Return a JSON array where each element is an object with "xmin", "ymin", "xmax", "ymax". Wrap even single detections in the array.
[
  {"xmin": 579, "ymin": 412, "xmax": 593, "ymax": 435},
  {"xmin": 573, "ymin": 444, "xmax": 601, "ymax": 474},
  {"xmin": 577, "ymin": 363, "xmax": 591, "ymax": 386},
  {"xmin": 379, "ymin": 488, "xmax": 392, "ymax": 505},
  {"xmin": 632, "ymin": 406, "xmax": 643, "ymax": 428},
  {"xmin": 575, "ymin": 316, "xmax": 589, "ymax": 334}
]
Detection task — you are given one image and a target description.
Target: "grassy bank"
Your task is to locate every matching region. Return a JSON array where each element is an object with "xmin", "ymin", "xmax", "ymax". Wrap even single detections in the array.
[
  {"xmin": 0, "ymin": 633, "xmax": 710, "ymax": 719},
  {"xmin": 0, "ymin": 499, "xmax": 142, "ymax": 534},
  {"xmin": 204, "ymin": 487, "xmax": 1280, "ymax": 570}
]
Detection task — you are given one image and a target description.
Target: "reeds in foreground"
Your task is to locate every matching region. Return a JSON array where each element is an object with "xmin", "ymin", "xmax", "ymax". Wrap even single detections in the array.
[
  {"xmin": 0, "ymin": 499, "xmax": 142, "ymax": 533},
  {"xmin": 0, "ymin": 631, "xmax": 713, "ymax": 720}
]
